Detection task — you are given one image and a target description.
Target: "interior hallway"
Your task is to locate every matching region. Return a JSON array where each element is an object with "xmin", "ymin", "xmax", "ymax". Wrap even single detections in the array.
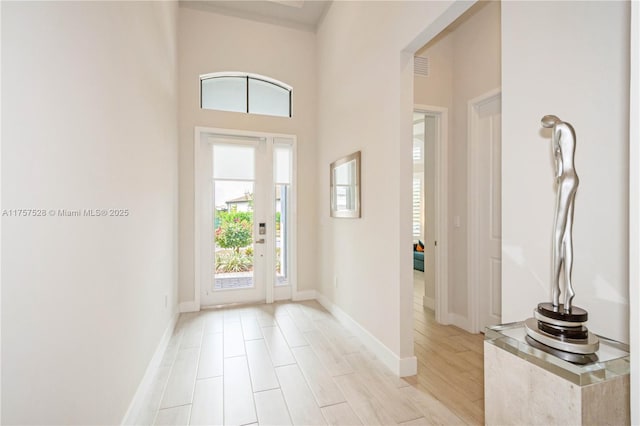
[{"xmin": 138, "ymin": 288, "xmax": 483, "ymax": 425}]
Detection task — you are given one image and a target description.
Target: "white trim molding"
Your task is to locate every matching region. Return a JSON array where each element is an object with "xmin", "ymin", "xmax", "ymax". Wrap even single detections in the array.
[
  {"xmin": 414, "ymin": 104, "xmax": 449, "ymax": 325},
  {"xmin": 121, "ymin": 312, "xmax": 179, "ymax": 425},
  {"xmin": 422, "ymin": 296, "xmax": 435, "ymax": 310},
  {"xmin": 448, "ymin": 312, "xmax": 471, "ymax": 332},
  {"xmin": 292, "ymin": 290, "xmax": 317, "ymax": 301},
  {"xmin": 316, "ymin": 293, "xmax": 417, "ymax": 377},
  {"xmin": 179, "ymin": 301, "xmax": 199, "ymax": 313},
  {"xmin": 629, "ymin": 1, "xmax": 639, "ymax": 423}
]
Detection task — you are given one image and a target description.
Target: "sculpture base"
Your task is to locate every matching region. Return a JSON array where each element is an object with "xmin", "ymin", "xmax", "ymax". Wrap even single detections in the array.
[
  {"xmin": 525, "ymin": 317, "xmax": 599, "ymax": 353},
  {"xmin": 525, "ymin": 335, "xmax": 599, "ymax": 364},
  {"xmin": 526, "ymin": 302, "xmax": 599, "ymax": 365},
  {"xmin": 537, "ymin": 302, "xmax": 588, "ymax": 322}
]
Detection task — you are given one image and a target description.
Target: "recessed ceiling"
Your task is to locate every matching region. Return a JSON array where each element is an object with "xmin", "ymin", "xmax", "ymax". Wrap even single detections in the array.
[{"xmin": 180, "ymin": 0, "xmax": 332, "ymax": 32}]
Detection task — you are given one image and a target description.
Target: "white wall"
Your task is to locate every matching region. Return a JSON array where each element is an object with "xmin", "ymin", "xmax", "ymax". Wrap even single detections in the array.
[
  {"xmin": 1, "ymin": 2, "xmax": 179, "ymax": 424},
  {"xmin": 414, "ymin": 1, "xmax": 501, "ymax": 326},
  {"xmin": 415, "ymin": 33, "xmax": 454, "ymax": 109},
  {"xmin": 1, "ymin": 3, "xmax": 4, "ymax": 421},
  {"xmin": 177, "ymin": 5, "xmax": 317, "ymax": 305},
  {"xmin": 629, "ymin": 2, "xmax": 639, "ymax": 422},
  {"xmin": 502, "ymin": 1, "xmax": 630, "ymax": 343},
  {"xmin": 316, "ymin": 0, "xmax": 472, "ymax": 373}
]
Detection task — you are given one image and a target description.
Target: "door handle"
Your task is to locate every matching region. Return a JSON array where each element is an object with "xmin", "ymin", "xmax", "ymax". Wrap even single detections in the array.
[{"xmin": 255, "ymin": 239, "xmax": 265, "ymax": 244}]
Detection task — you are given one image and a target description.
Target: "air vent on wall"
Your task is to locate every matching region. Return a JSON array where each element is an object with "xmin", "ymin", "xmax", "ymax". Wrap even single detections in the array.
[{"xmin": 414, "ymin": 56, "xmax": 429, "ymax": 77}]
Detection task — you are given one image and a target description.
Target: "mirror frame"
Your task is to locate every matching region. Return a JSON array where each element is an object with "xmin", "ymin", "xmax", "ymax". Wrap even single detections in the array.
[{"xmin": 330, "ymin": 151, "xmax": 361, "ymax": 218}]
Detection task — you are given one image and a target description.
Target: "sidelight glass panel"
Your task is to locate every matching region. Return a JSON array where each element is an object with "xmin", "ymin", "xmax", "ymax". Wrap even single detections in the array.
[
  {"xmin": 274, "ymin": 142, "xmax": 292, "ymax": 286},
  {"xmin": 274, "ymin": 145, "xmax": 291, "ymax": 184},
  {"xmin": 275, "ymin": 184, "xmax": 289, "ymax": 286}
]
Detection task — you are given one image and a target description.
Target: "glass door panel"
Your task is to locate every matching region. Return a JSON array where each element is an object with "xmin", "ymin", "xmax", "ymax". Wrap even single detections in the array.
[
  {"xmin": 201, "ymin": 140, "xmax": 265, "ymax": 305},
  {"xmin": 213, "ymin": 180, "xmax": 255, "ymax": 290}
]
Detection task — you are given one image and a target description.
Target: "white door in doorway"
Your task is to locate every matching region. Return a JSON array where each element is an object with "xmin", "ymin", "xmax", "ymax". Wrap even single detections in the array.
[
  {"xmin": 196, "ymin": 131, "xmax": 295, "ymax": 307},
  {"xmin": 470, "ymin": 91, "xmax": 502, "ymax": 331}
]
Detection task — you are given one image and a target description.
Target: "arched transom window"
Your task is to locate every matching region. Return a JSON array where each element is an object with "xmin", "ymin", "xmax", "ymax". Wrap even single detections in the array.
[{"xmin": 200, "ymin": 72, "xmax": 292, "ymax": 118}]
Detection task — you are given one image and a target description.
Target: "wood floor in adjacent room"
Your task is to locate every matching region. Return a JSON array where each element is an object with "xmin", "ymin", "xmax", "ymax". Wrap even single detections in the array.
[
  {"xmin": 138, "ymin": 285, "xmax": 484, "ymax": 425},
  {"xmin": 410, "ymin": 272, "xmax": 485, "ymax": 424}
]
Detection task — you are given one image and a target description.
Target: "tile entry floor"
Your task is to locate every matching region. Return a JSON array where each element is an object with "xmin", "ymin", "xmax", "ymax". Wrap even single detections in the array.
[{"xmin": 138, "ymin": 289, "xmax": 483, "ymax": 425}]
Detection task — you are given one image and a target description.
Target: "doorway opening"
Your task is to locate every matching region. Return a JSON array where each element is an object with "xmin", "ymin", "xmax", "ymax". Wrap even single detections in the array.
[
  {"xmin": 412, "ymin": 106, "xmax": 449, "ymax": 324},
  {"xmin": 194, "ymin": 128, "xmax": 297, "ymax": 308},
  {"xmin": 410, "ymin": 0, "xmax": 502, "ymax": 333},
  {"xmin": 404, "ymin": 1, "xmax": 501, "ymax": 422}
]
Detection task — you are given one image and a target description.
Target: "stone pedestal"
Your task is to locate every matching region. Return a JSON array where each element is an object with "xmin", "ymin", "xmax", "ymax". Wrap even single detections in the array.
[{"xmin": 484, "ymin": 323, "xmax": 629, "ymax": 426}]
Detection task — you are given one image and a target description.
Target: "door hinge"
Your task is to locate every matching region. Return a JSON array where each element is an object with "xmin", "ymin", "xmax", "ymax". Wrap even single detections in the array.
[{"xmin": 434, "ymin": 241, "xmax": 438, "ymax": 246}]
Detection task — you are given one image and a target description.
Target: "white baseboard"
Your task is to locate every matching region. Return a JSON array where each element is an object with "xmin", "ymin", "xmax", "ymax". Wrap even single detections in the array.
[
  {"xmin": 274, "ymin": 285, "xmax": 292, "ymax": 301},
  {"xmin": 179, "ymin": 301, "xmax": 199, "ymax": 313},
  {"xmin": 398, "ymin": 355, "xmax": 418, "ymax": 377},
  {"xmin": 316, "ymin": 292, "xmax": 417, "ymax": 377},
  {"xmin": 292, "ymin": 290, "xmax": 317, "ymax": 301},
  {"xmin": 121, "ymin": 311, "xmax": 179, "ymax": 425},
  {"xmin": 449, "ymin": 312, "xmax": 472, "ymax": 333},
  {"xmin": 422, "ymin": 296, "xmax": 435, "ymax": 310}
]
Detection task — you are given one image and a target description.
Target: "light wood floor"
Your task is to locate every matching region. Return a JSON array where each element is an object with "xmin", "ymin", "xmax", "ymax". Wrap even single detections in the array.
[
  {"xmin": 138, "ymin": 288, "xmax": 484, "ymax": 425},
  {"xmin": 409, "ymin": 274, "xmax": 485, "ymax": 425}
]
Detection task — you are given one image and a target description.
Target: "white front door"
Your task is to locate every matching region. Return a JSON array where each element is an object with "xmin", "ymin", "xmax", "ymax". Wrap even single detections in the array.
[
  {"xmin": 473, "ymin": 93, "xmax": 502, "ymax": 330},
  {"xmin": 197, "ymin": 130, "xmax": 295, "ymax": 307}
]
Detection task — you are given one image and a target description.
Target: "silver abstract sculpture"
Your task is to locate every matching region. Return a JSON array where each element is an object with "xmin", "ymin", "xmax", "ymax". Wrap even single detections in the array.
[
  {"xmin": 542, "ymin": 115, "xmax": 579, "ymax": 312},
  {"xmin": 524, "ymin": 115, "xmax": 598, "ymax": 364}
]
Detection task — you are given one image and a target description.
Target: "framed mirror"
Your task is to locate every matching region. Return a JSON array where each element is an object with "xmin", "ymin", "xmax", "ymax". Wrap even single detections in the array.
[{"xmin": 330, "ymin": 151, "xmax": 361, "ymax": 218}]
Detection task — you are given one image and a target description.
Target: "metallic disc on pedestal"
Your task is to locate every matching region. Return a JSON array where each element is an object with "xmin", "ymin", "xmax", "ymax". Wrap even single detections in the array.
[
  {"xmin": 524, "ymin": 317, "xmax": 599, "ymax": 354},
  {"xmin": 538, "ymin": 321, "xmax": 589, "ymax": 340},
  {"xmin": 534, "ymin": 309, "xmax": 584, "ymax": 327},
  {"xmin": 525, "ymin": 335, "xmax": 599, "ymax": 365},
  {"xmin": 537, "ymin": 303, "xmax": 588, "ymax": 322}
]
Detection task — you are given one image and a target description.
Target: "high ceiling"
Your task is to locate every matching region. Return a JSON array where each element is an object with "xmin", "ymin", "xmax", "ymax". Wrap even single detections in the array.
[{"xmin": 180, "ymin": 0, "xmax": 332, "ymax": 32}]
